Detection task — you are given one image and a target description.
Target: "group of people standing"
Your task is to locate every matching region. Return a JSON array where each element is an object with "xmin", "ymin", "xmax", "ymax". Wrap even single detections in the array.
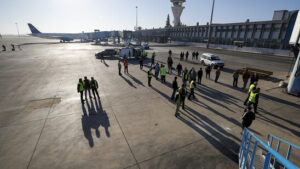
[
  {"xmin": 1, "ymin": 44, "xmax": 19, "ymax": 51},
  {"xmin": 85, "ymin": 48, "xmax": 261, "ymax": 133},
  {"xmin": 179, "ymin": 51, "xmax": 199, "ymax": 61},
  {"xmin": 77, "ymin": 76, "xmax": 100, "ymax": 104},
  {"xmin": 233, "ymin": 68, "xmax": 260, "ymax": 133},
  {"xmin": 232, "ymin": 69, "xmax": 259, "ymax": 88}
]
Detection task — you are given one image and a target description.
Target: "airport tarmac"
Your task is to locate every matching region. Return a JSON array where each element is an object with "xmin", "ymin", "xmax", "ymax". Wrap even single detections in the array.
[{"xmin": 0, "ymin": 37, "xmax": 299, "ymax": 169}]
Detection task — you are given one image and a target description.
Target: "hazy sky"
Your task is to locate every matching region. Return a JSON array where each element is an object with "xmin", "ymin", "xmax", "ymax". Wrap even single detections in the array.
[{"xmin": 0, "ymin": 0, "xmax": 299, "ymax": 34}]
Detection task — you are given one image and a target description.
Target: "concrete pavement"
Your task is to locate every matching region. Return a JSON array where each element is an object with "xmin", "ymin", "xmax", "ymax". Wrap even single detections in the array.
[{"xmin": 0, "ymin": 38, "xmax": 299, "ymax": 169}]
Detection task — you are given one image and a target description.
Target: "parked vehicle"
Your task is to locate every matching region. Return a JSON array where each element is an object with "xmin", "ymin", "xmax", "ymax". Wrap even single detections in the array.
[
  {"xmin": 143, "ymin": 43, "xmax": 150, "ymax": 49},
  {"xmin": 95, "ymin": 49, "xmax": 117, "ymax": 58},
  {"xmin": 200, "ymin": 53, "xmax": 224, "ymax": 68},
  {"xmin": 119, "ymin": 47, "xmax": 142, "ymax": 59}
]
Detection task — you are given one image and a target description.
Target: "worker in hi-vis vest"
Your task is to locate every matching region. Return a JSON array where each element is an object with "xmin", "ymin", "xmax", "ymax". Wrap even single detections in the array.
[
  {"xmin": 188, "ymin": 80, "xmax": 196, "ymax": 100},
  {"xmin": 244, "ymin": 81, "xmax": 257, "ymax": 106},
  {"xmin": 182, "ymin": 68, "xmax": 189, "ymax": 86},
  {"xmin": 77, "ymin": 78, "xmax": 85, "ymax": 104},
  {"xmin": 160, "ymin": 64, "xmax": 167, "ymax": 83},
  {"xmin": 247, "ymin": 88, "xmax": 260, "ymax": 114}
]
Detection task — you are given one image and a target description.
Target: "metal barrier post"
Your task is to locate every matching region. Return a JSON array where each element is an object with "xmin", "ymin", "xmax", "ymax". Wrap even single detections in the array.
[
  {"xmin": 248, "ymin": 141, "xmax": 258, "ymax": 169},
  {"xmin": 263, "ymin": 153, "xmax": 272, "ymax": 169},
  {"xmin": 273, "ymin": 140, "xmax": 281, "ymax": 167},
  {"xmin": 243, "ymin": 135, "xmax": 253, "ymax": 169},
  {"xmin": 284, "ymin": 145, "xmax": 292, "ymax": 169},
  {"xmin": 240, "ymin": 131, "xmax": 249, "ymax": 168}
]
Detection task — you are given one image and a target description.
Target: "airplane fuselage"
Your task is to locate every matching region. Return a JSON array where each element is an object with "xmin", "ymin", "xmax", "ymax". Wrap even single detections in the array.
[{"xmin": 30, "ymin": 33, "xmax": 87, "ymax": 42}]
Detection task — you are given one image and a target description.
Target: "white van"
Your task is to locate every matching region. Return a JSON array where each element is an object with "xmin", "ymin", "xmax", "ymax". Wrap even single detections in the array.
[
  {"xmin": 200, "ymin": 53, "xmax": 224, "ymax": 68},
  {"xmin": 119, "ymin": 48, "xmax": 134, "ymax": 58}
]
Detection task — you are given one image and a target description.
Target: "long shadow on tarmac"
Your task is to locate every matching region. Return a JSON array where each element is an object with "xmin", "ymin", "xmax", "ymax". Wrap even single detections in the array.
[
  {"xmin": 217, "ymin": 81, "xmax": 246, "ymax": 92},
  {"xmin": 127, "ymin": 73, "xmax": 145, "ymax": 87},
  {"xmin": 258, "ymin": 107, "xmax": 300, "ymax": 129},
  {"xmin": 151, "ymin": 86, "xmax": 171, "ymax": 101},
  {"xmin": 260, "ymin": 93, "xmax": 300, "ymax": 109},
  {"xmin": 196, "ymin": 84, "xmax": 243, "ymax": 110},
  {"xmin": 256, "ymin": 111, "xmax": 300, "ymax": 137},
  {"xmin": 178, "ymin": 110, "xmax": 239, "ymax": 163},
  {"xmin": 120, "ymin": 75, "xmax": 136, "ymax": 88},
  {"xmin": 81, "ymin": 98, "xmax": 110, "ymax": 147}
]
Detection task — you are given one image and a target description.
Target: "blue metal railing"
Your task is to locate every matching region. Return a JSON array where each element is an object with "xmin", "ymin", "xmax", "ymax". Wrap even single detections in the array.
[
  {"xmin": 239, "ymin": 128, "xmax": 299, "ymax": 169},
  {"xmin": 268, "ymin": 134, "xmax": 300, "ymax": 169}
]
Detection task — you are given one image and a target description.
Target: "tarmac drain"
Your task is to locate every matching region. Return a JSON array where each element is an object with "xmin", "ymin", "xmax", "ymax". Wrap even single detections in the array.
[{"xmin": 25, "ymin": 98, "xmax": 61, "ymax": 111}]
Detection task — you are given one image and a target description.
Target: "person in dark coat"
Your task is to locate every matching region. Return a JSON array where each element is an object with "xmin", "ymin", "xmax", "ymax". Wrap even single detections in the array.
[
  {"xmin": 180, "ymin": 52, "xmax": 184, "ymax": 60},
  {"xmin": 233, "ymin": 70, "xmax": 239, "ymax": 87},
  {"xmin": 185, "ymin": 51, "xmax": 189, "ymax": 61},
  {"xmin": 243, "ymin": 69, "xmax": 250, "ymax": 89},
  {"xmin": 169, "ymin": 49, "xmax": 172, "ymax": 56},
  {"xmin": 139, "ymin": 57, "xmax": 143, "ymax": 70},
  {"xmin": 196, "ymin": 51, "xmax": 199, "ymax": 60},
  {"xmin": 250, "ymin": 72, "xmax": 259, "ymax": 85},
  {"xmin": 198, "ymin": 68, "xmax": 203, "ymax": 84},
  {"xmin": 242, "ymin": 106, "xmax": 255, "ymax": 132},
  {"xmin": 176, "ymin": 62, "xmax": 182, "ymax": 77},
  {"xmin": 84, "ymin": 76, "xmax": 92, "ymax": 98},
  {"xmin": 215, "ymin": 68, "xmax": 221, "ymax": 83},
  {"xmin": 205, "ymin": 65, "xmax": 211, "ymax": 79},
  {"xmin": 192, "ymin": 51, "xmax": 195, "ymax": 60},
  {"xmin": 171, "ymin": 77, "xmax": 178, "ymax": 100}
]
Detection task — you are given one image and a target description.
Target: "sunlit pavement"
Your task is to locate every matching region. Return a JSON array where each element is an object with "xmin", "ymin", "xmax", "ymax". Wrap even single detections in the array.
[{"xmin": 0, "ymin": 38, "xmax": 299, "ymax": 169}]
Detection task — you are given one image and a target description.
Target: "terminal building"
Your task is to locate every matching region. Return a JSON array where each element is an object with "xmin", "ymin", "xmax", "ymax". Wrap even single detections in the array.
[{"xmin": 132, "ymin": 10, "xmax": 299, "ymax": 50}]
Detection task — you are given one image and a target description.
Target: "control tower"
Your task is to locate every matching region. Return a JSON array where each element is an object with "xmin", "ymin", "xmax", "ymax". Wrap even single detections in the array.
[{"xmin": 171, "ymin": 0, "xmax": 186, "ymax": 27}]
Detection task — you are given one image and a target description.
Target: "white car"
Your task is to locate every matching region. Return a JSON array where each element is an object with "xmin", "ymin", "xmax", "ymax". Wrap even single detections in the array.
[{"xmin": 200, "ymin": 53, "xmax": 224, "ymax": 69}]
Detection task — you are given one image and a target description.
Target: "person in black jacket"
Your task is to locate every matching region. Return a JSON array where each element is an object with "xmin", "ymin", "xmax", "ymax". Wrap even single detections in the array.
[
  {"xmin": 250, "ymin": 72, "xmax": 259, "ymax": 85},
  {"xmin": 198, "ymin": 68, "xmax": 203, "ymax": 84},
  {"xmin": 176, "ymin": 63, "xmax": 182, "ymax": 77},
  {"xmin": 185, "ymin": 51, "xmax": 189, "ymax": 61},
  {"xmin": 242, "ymin": 106, "xmax": 255, "ymax": 132},
  {"xmin": 205, "ymin": 65, "xmax": 211, "ymax": 79},
  {"xmin": 171, "ymin": 76, "xmax": 178, "ymax": 100}
]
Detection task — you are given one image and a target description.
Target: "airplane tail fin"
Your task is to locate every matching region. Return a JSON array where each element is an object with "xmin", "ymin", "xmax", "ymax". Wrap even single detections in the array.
[{"xmin": 28, "ymin": 23, "xmax": 41, "ymax": 34}]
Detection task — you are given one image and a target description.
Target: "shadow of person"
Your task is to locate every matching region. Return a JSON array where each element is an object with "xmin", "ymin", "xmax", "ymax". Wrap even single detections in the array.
[
  {"xmin": 99, "ymin": 110, "xmax": 110, "ymax": 137},
  {"xmin": 103, "ymin": 60, "xmax": 109, "ymax": 67},
  {"xmin": 127, "ymin": 73, "xmax": 145, "ymax": 86},
  {"xmin": 94, "ymin": 97, "xmax": 103, "ymax": 113},
  {"xmin": 81, "ymin": 105, "xmax": 95, "ymax": 147},
  {"xmin": 81, "ymin": 99, "xmax": 111, "ymax": 147},
  {"xmin": 120, "ymin": 75, "xmax": 136, "ymax": 88}
]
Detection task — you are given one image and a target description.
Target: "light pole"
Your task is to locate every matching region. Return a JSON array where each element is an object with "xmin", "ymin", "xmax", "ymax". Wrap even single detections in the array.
[
  {"xmin": 15, "ymin": 22, "xmax": 20, "ymax": 38},
  {"xmin": 135, "ymin": 6, "xmax": 138, "ymax": 30},
  {"xmin": 206, "ymin": 0, "xmax": 215, "ymax": 48}
]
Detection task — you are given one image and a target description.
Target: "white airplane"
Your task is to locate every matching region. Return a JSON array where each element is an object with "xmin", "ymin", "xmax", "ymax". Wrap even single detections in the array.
[{"xmin": 28, "ymin": 23, "xmax": 87, "ymax": 42}]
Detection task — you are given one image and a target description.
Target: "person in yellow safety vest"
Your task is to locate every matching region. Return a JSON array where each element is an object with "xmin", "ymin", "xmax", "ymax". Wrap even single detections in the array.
[
  {"xmin": 188, "ymin": 80, "xmax": 196, "ymax": 100},
  {"xmin": 179, "ymin": 84, "xmax": 187, "ymax": 110},
  {"xmin": 148, "ymin": 68, "xmax": 153, "ymax": 87},
  {"xmin": 142, "ymin": 50, "xmax": 147, "ymax": 58},
  {"xmin": 182, "ymin": 68, "xmax": 189, "ymax": 86},
  {"xmin": 160, "ymin": 64, "xmax": 167, "ymax": 83},
  {"xmin": 90, "ymin": 77, "xmax": 100, "ymax": 99},
  {"xmin": 77, "ymin": 78, "xmax": 85, "ymax": 103},
  {"xmin": 244, "ymin": 81, "xmax": 258, "ymax": 105},
  {"xmin": 247, "ymin": 88, "xmax": 260, "ymax": 114},
  {"xmin": 174, "ymin": 90, "xmax": 182, "ymax": 117}
]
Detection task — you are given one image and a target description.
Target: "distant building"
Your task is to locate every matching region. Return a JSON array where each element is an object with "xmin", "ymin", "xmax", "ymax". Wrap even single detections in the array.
[{"xmin": 133, "ymin": 10, "xmax": 300, "ymax": 50}]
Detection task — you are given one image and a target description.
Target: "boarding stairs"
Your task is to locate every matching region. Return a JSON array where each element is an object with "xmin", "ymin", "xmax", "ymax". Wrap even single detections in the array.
[{"xmin": 239, "ymin": 128, "xmax": 300, "ymax": 169}]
